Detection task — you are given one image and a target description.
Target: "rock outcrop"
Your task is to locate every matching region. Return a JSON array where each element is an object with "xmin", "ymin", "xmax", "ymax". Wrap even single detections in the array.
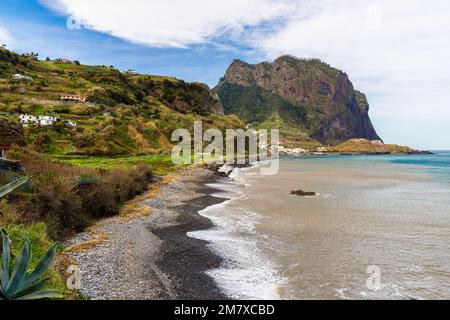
[
  {"xmin": 214, "ymin": 56, "xmax": 381, "ymax": 145},
  {"xmin": 291, "ymin": 190, "xmax": 317, "ymax": 197},
  {"xmin": 146, "ymin": 80, "xmax": 224, "ymax": 116}
]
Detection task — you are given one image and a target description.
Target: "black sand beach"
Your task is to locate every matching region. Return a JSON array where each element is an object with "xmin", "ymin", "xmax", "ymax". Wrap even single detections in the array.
[
  {"xmin": 66, "ymin": 167, "xmax": 231, "ymax": 300},
  {"xmin": 149, "ymin": 175, "xmax": 229, "ymax": 300}
]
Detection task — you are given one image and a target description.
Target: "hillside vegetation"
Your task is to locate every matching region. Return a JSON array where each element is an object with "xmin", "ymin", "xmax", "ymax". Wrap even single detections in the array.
[
  {"xmin": 0, "ymin": 47, "xmax": 245, "ymax": 297},
  {"xmin": 330, "ymin": 139, "xmax": 415, "ymax": 154},
  {"xmin": 0, "ymin": 47, "xmax": 242, "ymax": 160},
  {"xmin": 214, "ymin": 56, "xmax": 381, "ymax": 148}
]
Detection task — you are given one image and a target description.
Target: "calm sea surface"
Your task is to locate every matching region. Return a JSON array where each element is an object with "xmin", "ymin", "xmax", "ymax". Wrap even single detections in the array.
[{"xmin": 189, "ymin": 152, "xmax": 450, "ymax": 299}]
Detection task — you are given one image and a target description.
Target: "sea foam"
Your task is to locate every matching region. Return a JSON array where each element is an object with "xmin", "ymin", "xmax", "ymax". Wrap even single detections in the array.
[{"xmin": 187, "ymin": 168, "xmax": 282, "ymax": 300}]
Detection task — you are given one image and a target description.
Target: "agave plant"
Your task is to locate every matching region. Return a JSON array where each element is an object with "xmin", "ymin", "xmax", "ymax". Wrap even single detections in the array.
[
  {"xmin": 0, "ymin": 230, "xmax": 62, "ymax": 300},
  {"xmin": 0, "ymin": 176, "xmax": 62, "ymax": 300}
]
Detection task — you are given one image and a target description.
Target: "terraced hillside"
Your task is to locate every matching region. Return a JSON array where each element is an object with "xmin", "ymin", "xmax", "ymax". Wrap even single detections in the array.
[{"xmin": 0, "ymin": 47, "xmax": 242, "ymax": 158}]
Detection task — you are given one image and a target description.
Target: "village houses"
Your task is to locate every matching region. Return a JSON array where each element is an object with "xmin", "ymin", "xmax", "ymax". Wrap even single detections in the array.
[
  {"xmin": 60, "ymin": 95, "xmax": 86, "ymax": 103},
  {"xmin": 19, "ymin": 114, "xmax": 59, "ymax": 127},
  {"xmin": 12, "ymin": 73, "xmax": 33, "ymax": 81}
]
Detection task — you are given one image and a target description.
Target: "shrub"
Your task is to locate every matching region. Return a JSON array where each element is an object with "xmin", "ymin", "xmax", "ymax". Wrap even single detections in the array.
[
  {"xmin": 5, "ymin": 149, "xmax": 155, "ymax": 240},
  {"xmin": 73, "ymin": 130, "xmax": 97, "ymax": 148},
  {"xmin": 76, "ymin": 164, "xmax": 155, "ymax": 220},
  {"xmin": 24, "ymin": 177, "xmax": 86, "ymax": 238},
  {"xmin": 32, "ymin": 133, "xmax": 52, "ymax": 153},
  {"xmin": 70, "ymin": 103, "xmax": 93, "ymax": 116}
]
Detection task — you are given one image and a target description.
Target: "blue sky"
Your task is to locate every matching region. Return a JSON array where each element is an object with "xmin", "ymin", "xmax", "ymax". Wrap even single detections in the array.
[
  {"xmin": 0, "ymin": 0, "xmax": 255, "ymax": 86},
  {"xmin": 1, "ymin": 0, "xmax": 450, "ymax": 150}
]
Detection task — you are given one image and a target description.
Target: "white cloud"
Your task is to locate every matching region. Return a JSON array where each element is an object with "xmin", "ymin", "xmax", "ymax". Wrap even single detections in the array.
[
  {"xmin": 41, "ymin": 0, "xmax": 292, "ymax": 48},
  {"xmin": 39, "ymin": 0, "xmax": 450, "ymax": 148},
  {"xmin": 255, "ymin": 0, "xmax": 450, "ymax": 148},
  {"xmin": 0, "ymin": 24, "xmax": 11, "ymax": 45}
]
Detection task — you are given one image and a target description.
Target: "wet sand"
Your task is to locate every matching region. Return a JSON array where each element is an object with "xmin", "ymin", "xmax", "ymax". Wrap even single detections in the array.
[{"xmin": 149, "ymin": 176, "xmax": 229, "ymax": 299}]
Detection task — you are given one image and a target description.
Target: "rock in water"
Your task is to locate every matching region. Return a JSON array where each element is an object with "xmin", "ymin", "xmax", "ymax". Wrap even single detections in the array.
[{"xmin": 291, "ymin": 190, "xmax": 316, "ymax": 197}]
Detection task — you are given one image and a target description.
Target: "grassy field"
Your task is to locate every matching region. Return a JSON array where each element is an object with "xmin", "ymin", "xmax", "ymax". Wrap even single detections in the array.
[{"xmin": 52, "ymin": 154, "xmax": 178, "ymax": 176}]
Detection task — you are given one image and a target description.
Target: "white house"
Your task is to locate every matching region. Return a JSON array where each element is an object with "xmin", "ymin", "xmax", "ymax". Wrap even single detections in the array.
[
  {"xmin": 19, "ymin": 114, "xmax": 59, "ymax": 127},
  {"xmin": 60, "ymin": 95, "xmax": 86, "ymax": 103},
  {"xmin": 65, "ymin": 120, "xmax": 78, "ymax": 128},
  {"xmin": 38, "ymin": 116, "xmax": 58, "ymax": 126},
  {"xmin": 20, "ymin": 114, "xmax": 37, "ymax": 124},
  {"xmin": 279, "ymin": 146, "xmax": 309, "ymax": 156},
  {"xmin": 13, "ymin": 73, "xmax": 33, "ymax": 81}
]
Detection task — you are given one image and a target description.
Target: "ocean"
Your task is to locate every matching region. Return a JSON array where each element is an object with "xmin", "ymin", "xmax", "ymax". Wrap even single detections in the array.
[{"xmin": 188, "ymin": 151, "xmax": 450, "ymax": 300}]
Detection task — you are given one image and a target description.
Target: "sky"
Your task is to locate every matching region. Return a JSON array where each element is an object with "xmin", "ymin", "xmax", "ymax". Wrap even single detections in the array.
[{"xmin": 1, "ymin": 0, "xmax": 449, "ymax": 150}]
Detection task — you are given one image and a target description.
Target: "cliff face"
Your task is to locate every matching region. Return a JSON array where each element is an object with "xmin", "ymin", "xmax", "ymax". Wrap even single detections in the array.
[
  {"xmin": 214, "ymin": 56, "xmax": 381, "ymax": 145},
  {"xmin": 148, "ymin": 80, "xmax": 224, "ymax": 116}
]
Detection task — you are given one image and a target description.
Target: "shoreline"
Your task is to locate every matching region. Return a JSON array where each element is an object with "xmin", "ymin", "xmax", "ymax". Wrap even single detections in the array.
[
  {"xmin": 66, "ymin": 166, "xmax": 230, "ymax": 300},
  {"xmin": 148, "ymin": 173, "xmax": 229, "ymax": 299}
]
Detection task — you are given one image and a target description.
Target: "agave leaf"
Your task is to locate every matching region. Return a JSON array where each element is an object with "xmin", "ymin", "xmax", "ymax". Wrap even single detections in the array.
[
  {"xmin": 16, "ymin": 244, "xmax": 58, "ymax": 292},
  {"xmin": 1, "ymin": 229, "xmax": 10, "ymax": 290},
  {"xmin": 0, "ymin": 240, "xmax": 2, "ymax": 285},
  {"xmin": 15, "ymin": 289, "xmax": 62, "ymax": 301},
  {"xmin": 4, "ymin": 236, "xmax": 31, "ymax": 295},
  {"xmin": 0, "ymin": 285, "xmax": 5, "ymax": 299},
  {"xmin": 0, "ymin": 176, "xmax": 31, "ymax": 198},
  {"xmin": 11, "ymin": 276, "xmax": 51, "ymax": 300}
]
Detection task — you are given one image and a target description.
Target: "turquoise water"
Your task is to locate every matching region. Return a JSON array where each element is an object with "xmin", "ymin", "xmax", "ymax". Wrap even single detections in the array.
[
  {"xmin": 193, "ymin": 152, "xmax": 450, "ymax": 300},
  {"xmin": 284, "ymin": 151, "xmax": 450, "ymax": 183},
  {"xmin": 389, "ymin": 151, "xmax": 450, "ymax": 181}
]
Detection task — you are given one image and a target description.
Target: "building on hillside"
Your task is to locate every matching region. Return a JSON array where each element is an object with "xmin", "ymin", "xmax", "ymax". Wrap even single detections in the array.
[
  {"xmin": 12, "ymin": 73, "xmax": 33, "ymax": 81},
  {"xmin": 60, "ymin": 95, "xmax": 86, "ymax": 103},
  {"xmin": 65, "ymin": 120, "xmax": 78, "ymax": 128},
  {"xmin": 38, "ymin": 115, "xmax": 59, "ymax": 126},
  {"xmin": 19, "ymin": 114, "xmax": 60, "ymax": 127},
  {"xmin": 279, "ymin": 145, "xmax": 309, "ymax": 156},
  {"xmin": 19, "ymin": 114, "xmax": 38, "ymax": 124},
  {"xmin": 316, "ymin": 146, "xmax": 328, "ymax": 153},
  {"xmin": 0, "ymin": 145, "xmax": 12, "ymax": 159},
  {"xmin": 55, "ymin": 58, "xmax": 73, "ymax": 64}
]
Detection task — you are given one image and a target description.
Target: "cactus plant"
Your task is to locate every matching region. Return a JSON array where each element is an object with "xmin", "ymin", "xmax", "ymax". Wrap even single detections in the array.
[{"xmin": 0, "ymin": 230, "xmax": 62, "ymax": 300}]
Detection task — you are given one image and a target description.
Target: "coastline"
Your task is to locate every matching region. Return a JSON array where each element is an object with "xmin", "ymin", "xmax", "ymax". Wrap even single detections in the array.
[{"xmin": 65, "ymin": 166, "xmax": 230, "ymax": 300}]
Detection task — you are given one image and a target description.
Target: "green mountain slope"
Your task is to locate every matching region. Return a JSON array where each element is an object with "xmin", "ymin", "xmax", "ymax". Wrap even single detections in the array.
[
  {"xmin": 214, "ymin": 56, "xmax": 381, "ymax": 146},
  {"xmin": 0, "ymin": 47, "xmax": 242, "ymax": 156}
]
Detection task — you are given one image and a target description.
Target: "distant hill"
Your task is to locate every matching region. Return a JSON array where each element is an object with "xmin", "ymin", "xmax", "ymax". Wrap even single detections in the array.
[
  {"xmin": 0, "ymin": 47, "xmax": 242, "ymax": 156},
  {"xmin": 330, "ymin": 139, "xmax": 415, "ymax": 154},
  {"xmin": 214, "ymin": 56, "xmax": 381, "ymax": 146},
  {"xmin": 0, "ymin": 47, "xmax": 416, "ymax": 157}
]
